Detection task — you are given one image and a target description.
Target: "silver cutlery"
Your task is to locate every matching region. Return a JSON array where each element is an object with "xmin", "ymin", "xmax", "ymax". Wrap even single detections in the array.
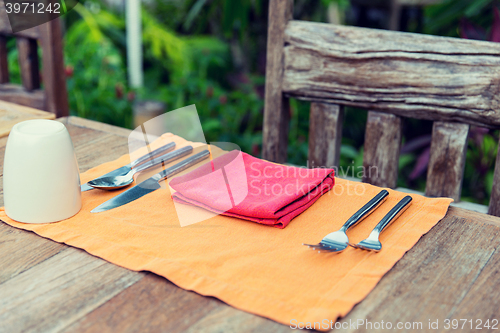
[
  {"xmin": 303, "ymin": 190, "xmax": 389, "ymax": 253},
  {"xmin": 88, "ymin": 146, "xmax": 193, "ymax": 190},
  {"xmin": 91, "ymin": 150, "xmax": 210, "ymax": 213},
  {"xmin": 349, "ymin": 195, "xmax": 412, "ymax": 252},
  {"xmin": 81, "ymin": 141, "xmax": 176, "ymax": 191}
]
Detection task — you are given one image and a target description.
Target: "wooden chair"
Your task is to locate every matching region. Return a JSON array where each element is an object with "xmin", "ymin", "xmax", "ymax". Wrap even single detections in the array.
[
  {"xmin": 262, "ymin": 0, "xmax": 500, "ymax": 216},
  {"xmin": 0, "ymin": 0, "xmax": 68, "ymax": 117}
]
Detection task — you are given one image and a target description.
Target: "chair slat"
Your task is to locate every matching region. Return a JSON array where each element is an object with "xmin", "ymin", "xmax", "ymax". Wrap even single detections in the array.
[
  {"xmin": 16, "ymin": 37, "xmax": 40, "ymax": 91},
  {"xmin": 308, "ymin": 102, "xmax": 343, "ymax": 168},
  {"xmin": 262, "ymin": 0, "xmax": 293, "ymax": 163},
  {"xmin": 282, "ymin": 21, "xmax": 500, "ymax": 128},
  {"xmin": 39, "ymin": 19, "xmax": 69, "ymax": 117},
  {"xmin": 0, "ymin": 83, "xmax": 46, "ymax": 109},
  {"xmin": 363, "ymin": 111, "xmax": 402, "ymax": 188},
  {"xmin": 425, "ymin": 122, "xmax": 469, "ymax": 201},
  {"xmin": 0, "ymin": 35, "xmax": 8, "ymax": 83}
]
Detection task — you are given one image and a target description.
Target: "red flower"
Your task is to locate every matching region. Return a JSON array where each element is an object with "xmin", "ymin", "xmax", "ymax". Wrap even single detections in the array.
[
  {"xmin": 206, "ymin": 86, "xmax": 214, "ymax": 97},
  {"xmin": 252, "ymin": 144, "xmax": 260, "ymax": 157},
  {"xmin": 115, "ymin": 84, "xmax": 124, "ymax": 99},
  {"xmin": 65, "ymin": 65, "xmax": 74, "ymax": 77}
]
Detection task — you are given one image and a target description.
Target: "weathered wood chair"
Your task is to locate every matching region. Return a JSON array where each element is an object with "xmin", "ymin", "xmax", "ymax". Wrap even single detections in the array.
[
  {"xmin": 262, "ymin": 0, "xmax": 500, "ymax": 216},
  {"xmin": 0, "ymin": 0, "xmax": 68, "ymax": 117}
]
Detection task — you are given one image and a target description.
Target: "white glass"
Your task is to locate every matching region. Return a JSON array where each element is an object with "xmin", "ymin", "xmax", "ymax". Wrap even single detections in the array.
[{"xmin": 3, "ymin": 119, "xmax": 82, "ymax": 223}]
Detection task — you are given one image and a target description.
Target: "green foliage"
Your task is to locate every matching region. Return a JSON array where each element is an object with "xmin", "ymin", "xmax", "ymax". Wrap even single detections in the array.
[
  {"xmin": 462, "ymin": 132, "xmax": 499, "ymax": 204},
  {"xmin": 142, "ymin": 10, "xmax": 191, "ymax": 80},
  {"xmin": 64, "ymin": 4, "xmax": 132, "ymax": 128},
  {"xmin": 6, "ymin": 39, "xmax": 21, "ymax": 85},
  {"xmin": 424, "ymin": 0, "xmax": 494, "ymax": 37}
]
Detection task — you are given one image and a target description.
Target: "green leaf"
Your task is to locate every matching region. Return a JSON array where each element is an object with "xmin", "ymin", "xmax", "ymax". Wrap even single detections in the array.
[
  {"xmin": 399, "ymin": 153, "xmax": 415, "ymax": 170},
  {"xmin": 183, "ymin": 0, "xmax": 209, "ymax": 31},
  {"xmin": 340, "ymin": 144, "xmax": 358, "ymax": 159},
  {"xmin": 465, "ymin": 0, "xmax": 492, "ymax": 17},
  {"xmin": 486, "ymin": 170, "xmax": 494, "ymax": 196}
]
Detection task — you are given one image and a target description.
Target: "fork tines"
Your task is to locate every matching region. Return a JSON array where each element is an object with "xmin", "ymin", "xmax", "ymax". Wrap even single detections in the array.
[{"xmin": 303, "ymin": 243, "xmax": 340, "ymax": 252}]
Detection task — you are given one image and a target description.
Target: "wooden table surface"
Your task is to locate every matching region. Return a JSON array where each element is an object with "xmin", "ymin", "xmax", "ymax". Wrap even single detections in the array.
[{"xmin": 1, "ymin": 116, "xmax": 500, "ymax": 333}]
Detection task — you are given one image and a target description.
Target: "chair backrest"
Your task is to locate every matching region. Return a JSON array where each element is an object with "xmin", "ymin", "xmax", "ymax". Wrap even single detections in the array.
[
  {"xmin": 0, "ymin": 0, "xmax": 68, "ymax": 117},
  {"xmin": 262, "ymin": 0, "xmax": 500, "ymax": 216}
]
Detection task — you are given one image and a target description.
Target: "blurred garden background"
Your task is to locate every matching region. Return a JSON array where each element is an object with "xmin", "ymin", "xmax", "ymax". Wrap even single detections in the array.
[{"xmin": 5, "ymin": 0, "xmax": 500, "ymax": 204}]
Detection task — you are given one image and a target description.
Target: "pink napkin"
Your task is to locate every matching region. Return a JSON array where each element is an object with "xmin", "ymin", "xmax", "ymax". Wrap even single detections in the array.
[{"xmin": 170, "ymin": 151, "xmax": 334, "ymax": 228}]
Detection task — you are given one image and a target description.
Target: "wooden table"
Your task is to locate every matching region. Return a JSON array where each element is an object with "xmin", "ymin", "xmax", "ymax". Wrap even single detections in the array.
[{"xmin": 1, "ymin": 116, "xmax": 500, "ymax": 333}]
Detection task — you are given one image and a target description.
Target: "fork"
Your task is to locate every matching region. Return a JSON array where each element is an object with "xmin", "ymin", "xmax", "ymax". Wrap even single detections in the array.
[
  {"xmin": 349, "ymin": 195, "xmax": 412, "ymax": 252},
  {"xmin": 303, "ymin": 190, "xmax": 389, "ymax": 253}
]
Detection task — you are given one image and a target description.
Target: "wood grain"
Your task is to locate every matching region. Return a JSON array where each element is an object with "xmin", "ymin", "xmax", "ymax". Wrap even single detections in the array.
[
  {"xmin": 16, "ymin": 37, "xmax": 40, "ymax": 91},
  {"xmin": 262, "ymin": 0, "xmax": 293, "ymax": 163},
  {"xmin": 489, "ymin": 138, "xmax": 500, "ymax": 217},
  {"xmin": 39, "ymin": 18, "xmax": 69, "ymax": 117},
  {"xmin": 0, "ymin": 96, "xmax": 54, "ymax": 138},
  {"xmin": 425, "ymin": 122, "xmax": 469, "ymax": 201},
  {"xmin": 362, "ymin": 111, "xmax": 402, "ymax": 188},
  {"xmin": 62, "ymin": 116, "xmax": 132, "ymax": 138},
  {"xmin": 308, "ymin": 102, "xmax": 344, "ymax": 168},
  {"xmin": 0, "ymin": 248, "xmax": 143, "ymax": 333},
  {"xmin": 282, "ymin": 21, "xmax": 500, "ymax": 128},
  {"xmin": 67, "ymin": 274, "xmax": 220, "ymax": 333},
  {"xmin": 338, "ymin": 207, "xmax": 500, "ymax": 332},
  {"xmin": 0, "ymin": 35, "xmax": 8, "ymax": 83},
  {"xmin": 68, "ymin": 273, "xmax": 301, "ymax": 333},
  {"xmin": 0, "ymin": 223, "xmax": 65, "ymax": 284},
  {"xmin": 0, "ymin": 83, "xmax": 45, "ymax": 109},
  {"xmin": 62, "ymin": 123, "xmax": 130, "ymax": 173}
]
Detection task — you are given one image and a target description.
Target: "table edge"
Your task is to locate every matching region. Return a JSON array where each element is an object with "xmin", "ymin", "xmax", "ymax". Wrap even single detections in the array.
[{"xmin": 57, "ymin": 116, "xmax": 132, "ymax": 138}]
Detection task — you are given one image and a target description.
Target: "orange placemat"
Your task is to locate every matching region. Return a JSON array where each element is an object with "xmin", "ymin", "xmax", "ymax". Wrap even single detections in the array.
[{"xmin": 0, "ymin": 134, "xmax": 452, "ymax": 330}]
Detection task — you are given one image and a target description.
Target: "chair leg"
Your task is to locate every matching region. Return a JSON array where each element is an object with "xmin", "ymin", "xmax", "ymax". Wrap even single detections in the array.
[
  {"xmin": 40, "ymin": 19, "xmax": 69, "ymax": 118},
  {"xmin": 363, "ymin": 111, "xmax": 402, "ymax": 188},
  {"xmin": 262, "ymin": 0, "xmax": 293, "ymax": 163},
  {"xmin": 308, "ymin": 102, "xmax": 344, "ymax": 169},
  {"xmin": 425, "ymin": 122, "xmax": 469, "ymax": 201}
]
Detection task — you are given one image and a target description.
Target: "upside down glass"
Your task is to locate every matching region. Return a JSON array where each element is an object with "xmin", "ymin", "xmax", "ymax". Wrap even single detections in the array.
[{"xmin": 3, "ymin": 119, "xmax": 82, "ymax": 223}]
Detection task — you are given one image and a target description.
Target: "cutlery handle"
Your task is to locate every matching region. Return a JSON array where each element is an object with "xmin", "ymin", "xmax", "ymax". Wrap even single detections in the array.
[
  {"xmin": 158, "ymin": 149, "xmax": 210, "ymax": 181},
  {"xmin": 134, "ymin": 146, "xmax": 193, "ymax": 173},
  {"xmin": 131, "ymin": 142, "xmax": 176, "ymax": 168},
  {"xmin": 373, "ymin": 195, "xmax": 412, "ymax": 234},
  {"xmin": 341, "ymin": 190, "xmax": 389, "ymax": 231}
]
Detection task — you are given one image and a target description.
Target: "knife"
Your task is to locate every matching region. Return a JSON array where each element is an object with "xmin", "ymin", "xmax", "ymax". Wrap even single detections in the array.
[
  {"xmin": 91, "ymin": 149, "xmax": 210, "ymax": 213},
  {"xmin": 81, "ymin": 141, "xmax": 176, "ymax": 191}
]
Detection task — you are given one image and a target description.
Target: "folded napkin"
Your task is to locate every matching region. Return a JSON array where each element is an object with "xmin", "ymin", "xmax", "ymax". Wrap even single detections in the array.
[{"xmin": 170, "ymin": 151, "xmax": 334, "ymax": 228}]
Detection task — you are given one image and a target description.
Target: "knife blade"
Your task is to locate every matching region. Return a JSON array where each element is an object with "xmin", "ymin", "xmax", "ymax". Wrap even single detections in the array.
[
  {"xmin": 91, "ymin": 149, "xmax": 210, "ymax": 213},
  {"xmin": 81, "ymin": 141, "xmax": 176, "ymax": 191}
]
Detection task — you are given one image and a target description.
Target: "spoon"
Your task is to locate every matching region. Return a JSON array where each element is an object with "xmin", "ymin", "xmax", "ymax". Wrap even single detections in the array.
[
  {"xmin": 82, "ymin": 141, "xmax": 176, "ymax": 191},
  {"xmin": 88, "ymin": 146, "xmax": 193, "ymax": 190}
]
